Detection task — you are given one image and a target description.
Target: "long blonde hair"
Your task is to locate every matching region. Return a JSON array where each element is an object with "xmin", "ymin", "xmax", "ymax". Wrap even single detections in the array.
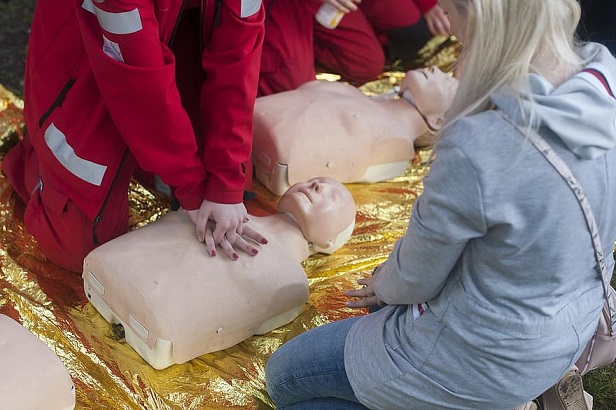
[{"xmin": 445, "ymin": 0, "xmax": 583, "ymax": 126}]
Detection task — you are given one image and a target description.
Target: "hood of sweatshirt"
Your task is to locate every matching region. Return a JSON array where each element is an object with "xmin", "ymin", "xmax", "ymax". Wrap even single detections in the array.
[{"xmin": 491, "ymin": 43, "xmax": 616, "ymax": 159}]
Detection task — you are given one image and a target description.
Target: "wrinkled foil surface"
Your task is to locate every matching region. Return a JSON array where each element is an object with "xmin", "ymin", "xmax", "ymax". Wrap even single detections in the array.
[{"xmin": 0, "ymin": 38, "xmax": 457, "ymax": 409}]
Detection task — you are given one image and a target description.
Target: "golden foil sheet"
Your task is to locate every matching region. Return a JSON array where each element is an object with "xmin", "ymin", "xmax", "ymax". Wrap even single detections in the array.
[
  {"xmin": 0, "ymin": 41, "xmax": 455, "ymax": 409},
  {"xmin": 0, "ymin": 100, "xmax": 428, "ymax": 410},
  {"xmin": 0, "ymin": 83, "xmax": 25, "ymax": 158}
]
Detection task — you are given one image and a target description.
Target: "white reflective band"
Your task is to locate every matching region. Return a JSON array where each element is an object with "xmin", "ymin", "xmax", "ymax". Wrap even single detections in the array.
[
  {"xmin": 241, "ymin": 0, "xmax": 261, "ymax": 17},
  {"xmin": 45, "ymin": 123, "xmax": 107, "ymax": 186},
  {"xmin": 82, "ymin": 0, "xmax": 142, "ymax": 35},
  {"xmin": 82, "ymin": 0, "xmax": 96, "ymax": 14}
]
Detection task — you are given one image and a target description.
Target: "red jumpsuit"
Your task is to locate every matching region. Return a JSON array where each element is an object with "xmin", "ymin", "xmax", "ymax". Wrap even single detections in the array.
[
  {"xmin": 257, "ymin": 0, "xmax": 437, "ymax": 96},
  {"xmin": 314, "ymin": 0, "xmax": 438, "ymax": 85},
  {"xmin": 2, "ymin": 0, "xmax": 265, "ymax": 271},
  {"xmin": 258, "ymin": 0, "xmax": 316, "ymax": 96}
]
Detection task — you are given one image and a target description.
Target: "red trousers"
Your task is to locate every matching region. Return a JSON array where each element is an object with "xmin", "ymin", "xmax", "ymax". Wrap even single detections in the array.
[
  {"xmin": 258, "ymin": 0, "xmax": 431, "ymax": 95},
  {"xmin": 314, "ymin": 0, "xmax": 428, "ymax": 85},
  {"xmin": 258, "ymin": 0, "xmax": 317, "ymax": 96},
  {"xmin": 3, "ymin": 135, "xmax": 134, "ymax": 272}
]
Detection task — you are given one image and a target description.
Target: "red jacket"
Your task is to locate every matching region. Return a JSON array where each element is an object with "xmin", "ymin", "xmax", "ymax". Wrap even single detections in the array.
[
  {"xmin": 23, "ymin": 0, "xmax": 264, "ymax": 221},
  {"xmin": 414, "ymin": 0, "xmax": 438, "ymax": 14}
]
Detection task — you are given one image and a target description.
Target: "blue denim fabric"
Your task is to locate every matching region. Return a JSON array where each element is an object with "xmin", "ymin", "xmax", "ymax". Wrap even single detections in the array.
[{"xmin": 265, "ymin": 316, "xmax": 369, "ymax": 410}]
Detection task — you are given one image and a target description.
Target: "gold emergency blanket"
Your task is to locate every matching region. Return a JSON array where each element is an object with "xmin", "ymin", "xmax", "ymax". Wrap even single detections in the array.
[
  {"xmin": 0, "ymin": 89, "xmax": 431, "ymax": 410},
  {"xmin": 0, "ymin": 39, "xmax": 460, "ymax": 409}
]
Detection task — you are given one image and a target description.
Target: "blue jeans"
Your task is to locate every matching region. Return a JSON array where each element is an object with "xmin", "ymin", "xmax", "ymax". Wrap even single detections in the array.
[{"xmin": 265, "ymin": 316, "xmax": 369, "ymax": 410}]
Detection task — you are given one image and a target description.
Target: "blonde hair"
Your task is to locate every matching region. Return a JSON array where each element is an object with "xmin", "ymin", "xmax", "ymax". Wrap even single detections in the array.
[{"xmin": 445, "ymin": 0, "xmax": 583, "ymax": 126}]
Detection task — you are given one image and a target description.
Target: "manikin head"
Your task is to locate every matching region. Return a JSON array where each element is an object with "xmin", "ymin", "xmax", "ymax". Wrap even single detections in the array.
[
  {"xmin": 277, "ymin": 177, "xmax": 356, "ymax": 254},
  {"xmin": 399, "ymin": 66, "xmax": 459, "ymax": 132}
]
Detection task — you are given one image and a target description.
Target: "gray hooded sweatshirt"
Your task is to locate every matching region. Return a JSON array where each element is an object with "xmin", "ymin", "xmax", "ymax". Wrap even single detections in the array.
[{"xmin": 345, "ymin": 43, "xmax": 616, "ymax": 410}]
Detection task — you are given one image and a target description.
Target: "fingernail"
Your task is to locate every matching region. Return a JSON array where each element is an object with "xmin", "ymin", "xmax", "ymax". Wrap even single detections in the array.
[
  {"xmin": 211, "ymin": 250, "xmax": 216, "ymax": 257},
  {"xmin": 252, "ymin": 249, "xmax": 258, "ymax": 255},
  {"xmin": 261, "ymin": 239, "xmax": 268, "ymax": 244},
  {"xmin": 233, "ymin": 253, "xmax": 238, "ymax": 260},
  {"xmin": 198, "ymin": 236, "xmax": 204, "ymax": 242}
]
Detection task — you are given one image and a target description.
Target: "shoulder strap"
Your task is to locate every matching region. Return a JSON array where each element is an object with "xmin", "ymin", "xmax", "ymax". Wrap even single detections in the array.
[{"xmin": 498, "ymin": 111, "xmax": 615, "ymax": 335}]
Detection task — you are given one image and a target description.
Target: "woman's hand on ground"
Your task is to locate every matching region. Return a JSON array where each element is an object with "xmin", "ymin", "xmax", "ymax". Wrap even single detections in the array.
[{"xmin": 345, "ymin": 265, "xmax": 385, "ymax": 309}]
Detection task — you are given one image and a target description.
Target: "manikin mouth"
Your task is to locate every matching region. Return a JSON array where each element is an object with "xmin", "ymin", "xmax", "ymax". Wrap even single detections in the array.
[{"xmin": 297, "ymin": 188, "xmax": 313, "ymax": 203}]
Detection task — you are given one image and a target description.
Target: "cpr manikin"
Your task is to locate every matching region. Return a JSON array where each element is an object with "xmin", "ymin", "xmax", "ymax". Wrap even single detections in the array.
[
  {"xmin": 82, "ymin": 177, "xmax": 356, "ymax": 369},
  {"xmin": 252, "ymin": 67, "xmax": 458, "ymax": 195},
  {"xmin": 0, "ymin": 315, "xmax": 76, "ymax": 410}
]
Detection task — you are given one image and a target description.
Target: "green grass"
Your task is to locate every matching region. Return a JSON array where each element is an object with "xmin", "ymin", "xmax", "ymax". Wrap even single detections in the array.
[
  {"xmin": 0, "ymin": 0, "xmax": 35, "ymax": 97},
  {"xmin": 585, "ymin": 363, "xmax": 616, "ymax": 410}
]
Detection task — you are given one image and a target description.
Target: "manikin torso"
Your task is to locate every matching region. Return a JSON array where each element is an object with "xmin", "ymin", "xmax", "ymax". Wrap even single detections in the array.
[
  {"xmin": 0, "ymin": 314, "xmax": 76, "ymax": 410},
  {"xmin": 83, "ymin": 210, "xmax": 312, "ymax": 369},
  {"xmin": 252, "ymin": 80, "xmax": 427, "ymax": 194}
]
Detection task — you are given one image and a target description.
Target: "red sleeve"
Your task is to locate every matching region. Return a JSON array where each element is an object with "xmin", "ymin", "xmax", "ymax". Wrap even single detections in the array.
[
  {"xmin": 413, "ymin": 0, "xmax": 438, "ymax": 14},
  {"xmin": 76, "ymin": 0, "xmax": 206, "ymax": 210},
  {"xmin": 198, "ymin": 0, "xmax": 265, "ymax": 204}
]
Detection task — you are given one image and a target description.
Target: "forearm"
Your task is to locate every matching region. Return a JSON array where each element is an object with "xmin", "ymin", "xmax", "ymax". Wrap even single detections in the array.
[
  {"xmin": 375, "ymin": 226, "xmax": 465, "ymax": 304},
  {"xmin": 199, "ymin": 1, "xmax": 265, "ymax": 203},
  {"xmin": 375, "ymin": 135, "xmax": 486, "ymax": 305},
  {"xmin": 79, "ymin": 0, "xmax": 206, "ymax": 208}
]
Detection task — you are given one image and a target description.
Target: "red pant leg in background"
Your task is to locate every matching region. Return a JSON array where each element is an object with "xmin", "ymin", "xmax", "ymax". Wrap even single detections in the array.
[
  {"xmin": 313, "ymin": 5, "xmax": 384, "ymax": 85},
  {"xmin": 258, "ymin": 0, "xmax": 316, "ymax": 96},
  {"xmin": 359, "ymin": 0, "xmax": 423, "ymax": 31},
  {"xmin": 313, "ymin": 0, "xmax": 427, "ymax": 84},
  {"xmin": 2, "ymin": 135, "xmax": 133, "ymax": 273}
]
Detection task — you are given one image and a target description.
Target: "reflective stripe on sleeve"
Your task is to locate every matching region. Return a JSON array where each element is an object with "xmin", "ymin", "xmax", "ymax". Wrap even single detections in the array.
[
  {"xmin": 81, "ymin": 0, "xmax": 96, "ymax": 14},
  {"xmin": 240, "ymin": 0, "xmax": 261, "ymax": 17},
  {"xmin": 45, "ymin": 123, "xmax": 108, "ymax": 186},
  {"xmin": 82, "ymin": 0, "xmax": 143, "ymax": 35}
]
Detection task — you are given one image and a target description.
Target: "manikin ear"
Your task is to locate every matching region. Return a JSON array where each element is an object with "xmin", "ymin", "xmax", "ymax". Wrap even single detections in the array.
[
  {"xmin": 309, "ymin": 221, "xmax": 355, "ymax": 255},
  {"xmin": 425, "ymin": 114, "xmax": 444, "ymax": 132},
  {"xmin": 414, "ymin": 115, "xmax": 444, "ymax": 149},
  {"xmin": 310, "ymin": 240, "xmax": 335, "ymax": 254}
]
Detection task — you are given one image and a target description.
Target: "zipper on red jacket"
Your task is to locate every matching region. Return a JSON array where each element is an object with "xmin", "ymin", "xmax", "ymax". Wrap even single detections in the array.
[
  {"xmin": 265, "ymin": 0, "xmax": 278, "ymax": 22},
  {"xmin": 38, "ymin": 78, "xmax": 76, "ymax": 128},
  {"xmin": 199, "ymin": 0, "xmax": 205, "ymax": 51},
  {"xmin": 92, "ymin": 149, "xmax": 129, "ymax": 245},
  {"xmin": 213, "ymin": 0, "xmax": 222, "ymax": 27},
  {"xmin": 203, "ymin": 0, "xmax": 223, "ymax": 48},
  {"xmin": 167, "ymin": 0, "xmax": 188, "ymax": 47}
]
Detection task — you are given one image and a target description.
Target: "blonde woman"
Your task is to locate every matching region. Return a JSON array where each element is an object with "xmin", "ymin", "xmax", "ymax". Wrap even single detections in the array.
[{"xmin": 265, "ymin": 0, "xmax": 616, "ymax": 408}]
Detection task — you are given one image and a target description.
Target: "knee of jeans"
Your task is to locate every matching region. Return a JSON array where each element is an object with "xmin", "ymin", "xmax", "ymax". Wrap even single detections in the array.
[
  {"xmin": 265, "ymin": 350, "xmax": 284, "ymax": 400},
  {"xmin": 266, "ymin": 344, "xmax": 304, "ymax": 406}
]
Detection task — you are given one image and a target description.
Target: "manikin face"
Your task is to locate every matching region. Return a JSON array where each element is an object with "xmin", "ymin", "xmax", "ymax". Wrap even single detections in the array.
[
  {"xmin": 401, "ymin": 66, "xmax": 458, "ymax": 120},
  {"xmin": 277, "ymin": 177, "xmax": 356, "ymax": 249}
]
